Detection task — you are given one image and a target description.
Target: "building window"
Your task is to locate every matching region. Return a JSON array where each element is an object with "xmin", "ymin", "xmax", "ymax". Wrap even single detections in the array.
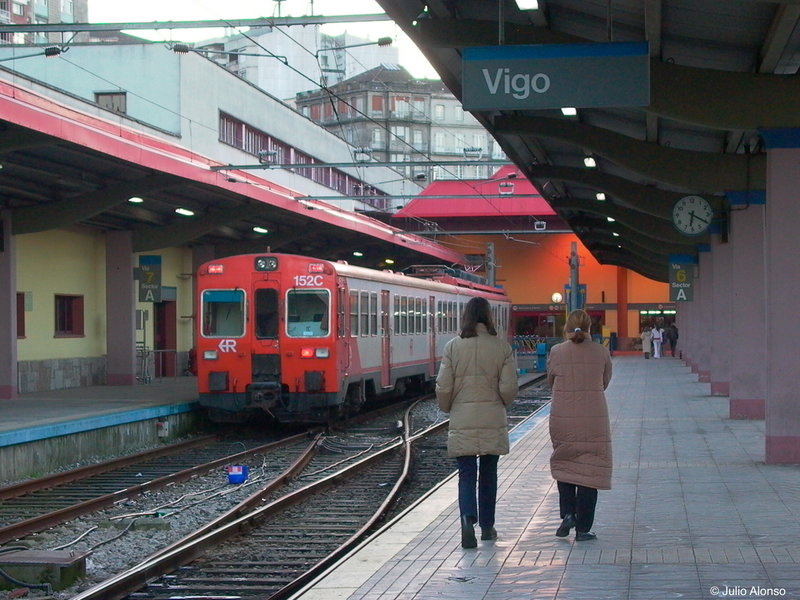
[
  {"xmin": 434, "ymin": 104, "xmax": 445, "ymax": 120},
  {"xmin": 95, "ymin": 92, "xmax": 127, "ymax": 113},
  {"xmin": 16, "ymin": 292, "xmax": 25, "ymax": 338},
  {"xmin": 371, "ymin": 95, "xmax": 384, "ymax": 115},
  {"xmin": 55, "ymin": 294, "xmax": 84, "ymax": 337},
  {"xmin": 454, "ymin": 106, "xmax": 464, "ymax": 121}
]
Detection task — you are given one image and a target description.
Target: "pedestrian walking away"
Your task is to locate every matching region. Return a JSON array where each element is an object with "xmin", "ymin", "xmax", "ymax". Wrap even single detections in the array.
[
  {"xmin": 547, "ymin": 309, "xmax": 613, "ymax": 542},
  {"xmin": 436, "ymin": 297, "xmax": 518, "ymax": 549}
]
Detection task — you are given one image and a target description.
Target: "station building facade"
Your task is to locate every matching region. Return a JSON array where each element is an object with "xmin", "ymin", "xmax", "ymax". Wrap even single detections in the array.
[{"xmin": 0, "ymin": 44, "xmax": 434, "ymax": 395}]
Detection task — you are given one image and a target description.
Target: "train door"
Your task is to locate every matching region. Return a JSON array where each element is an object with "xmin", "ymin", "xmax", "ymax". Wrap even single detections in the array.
[
  {"xmin": 154, "ymin": 300, "xmax": 176, "ymax": 377},
  {"xmin": 381, "ymin": 290, "xmax": 391, "ymax": 388},
  {"xmin": 252, "ymin": 285, "xmax": 281, "ymax": 383},
  {"xmin": 428, "ymin": 295, "xmax": 436, "ymax": 377}
]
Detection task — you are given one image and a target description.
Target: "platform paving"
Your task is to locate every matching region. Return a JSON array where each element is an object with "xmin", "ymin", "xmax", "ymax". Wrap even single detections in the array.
[{"xmin": 293, "ymin": 356, "xmax": 800, "ymax": 600}]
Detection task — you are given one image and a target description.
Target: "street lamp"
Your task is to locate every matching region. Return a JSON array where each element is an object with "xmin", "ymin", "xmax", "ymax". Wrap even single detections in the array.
[
  {"xmin": 315, "ymin": 37, "xmax": 393, "ymax": 58},
  {"xmin": 551, "ymin": 292, "xmax": 564, "ymax": 337}
]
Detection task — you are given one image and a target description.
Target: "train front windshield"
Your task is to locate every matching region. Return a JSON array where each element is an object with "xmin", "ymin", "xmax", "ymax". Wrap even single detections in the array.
[
  {"xmin": 202, "ymin": 290, "xmax": 245, "ymax": 337},
  {"xmin": 286, "ymin": 289, "xmax": 330, "ymax": 337}
]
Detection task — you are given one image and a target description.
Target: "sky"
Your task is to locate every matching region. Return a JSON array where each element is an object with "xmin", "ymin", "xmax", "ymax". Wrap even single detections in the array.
[{"xmin": 87, "ymin": 0, "xmax": 439, "ymax": 78}]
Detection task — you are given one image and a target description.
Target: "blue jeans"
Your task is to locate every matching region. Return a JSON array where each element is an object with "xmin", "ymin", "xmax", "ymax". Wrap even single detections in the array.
[{"xmin": 457, "ymin": 454, "xmax": 499, "ymax": 529}]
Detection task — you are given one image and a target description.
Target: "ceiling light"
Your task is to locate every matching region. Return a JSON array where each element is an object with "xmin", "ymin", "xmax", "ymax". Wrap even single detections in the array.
[
  {"xmin": 596, "ymin": 193, "xmax": 606, "ymax": 201},
  {"xmin": 561, "ymin": 107, "xmax": 577, "ymax": 116},
  {"xmin": 353, "ymin": 251, "xmax": 364, "ymax": 257},
  {"xmin": 175, "ymin": 207, "xmax": 195, "ymax": 216},
  {"xmin": 384, "ymin": 258, "xmax": 395, "ymax": 265},
  {"xmin": 607, "ymin": 216, "xmax": 616, "ymax": 222},
  {"xmin": 127, "ymin": 196, "xmax": 144, "ymax": 203},
  {"xmin": 612, "ymin": 232, "xmax": 620, "ymax": 237},
  {"xmin": 252, "ymin": 226, "xmax": 269, "ymax": 234},
  {"xmin": 584, "ymin": 156, "xmax": 597, "ymax": 168},
  {"xmin": 515, "ymin": 0, "xmax": 539, "ymax": 9},
  {"xmin": 498, "ymin": 181, "xmax": 515, "ymax": 195}
]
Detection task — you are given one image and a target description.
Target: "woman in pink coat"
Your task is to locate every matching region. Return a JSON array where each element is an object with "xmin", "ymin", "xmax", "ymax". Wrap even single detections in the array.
[{"xmin": 547, "ymin": 309, "xmax": 612, "ymax": 541}]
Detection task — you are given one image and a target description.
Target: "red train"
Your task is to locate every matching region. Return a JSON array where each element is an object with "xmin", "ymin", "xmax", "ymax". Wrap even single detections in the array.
[{"xmin": 195, "ymin": 253, "xmax": 511, "ymax": 423}]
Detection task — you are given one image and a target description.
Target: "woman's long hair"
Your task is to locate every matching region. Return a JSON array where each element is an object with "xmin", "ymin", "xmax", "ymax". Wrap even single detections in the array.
[
  {"xmin": 564, "ymin": 309, "xmax": 591, "ymax": 343},
  {"xmin": 460, "ymin": 297, "xmax": 497, "ymax": 338}
]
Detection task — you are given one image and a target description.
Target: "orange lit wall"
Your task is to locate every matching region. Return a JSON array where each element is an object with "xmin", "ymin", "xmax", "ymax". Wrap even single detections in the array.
[{"xmin": 438, "ymin": 232, "xmax": 669, "ymax": 339}]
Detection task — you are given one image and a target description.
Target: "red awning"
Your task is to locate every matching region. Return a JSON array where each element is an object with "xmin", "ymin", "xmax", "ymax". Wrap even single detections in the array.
[{"xmin": 393, "ymin": 166, "xmax": 555, "ymax": 219}]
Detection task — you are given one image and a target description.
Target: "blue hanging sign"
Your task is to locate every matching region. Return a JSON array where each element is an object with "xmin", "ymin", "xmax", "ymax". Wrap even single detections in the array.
[{"xmin": 462, "ymin": 42, "xmax": 650, "ymax": 111}]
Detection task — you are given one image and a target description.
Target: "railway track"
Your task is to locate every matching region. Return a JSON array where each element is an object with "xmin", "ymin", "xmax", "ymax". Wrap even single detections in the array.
[
  {"xmin": 0, "ymin": 377, "xmax": 548, "ymax": 597},
  {"xmin": 0, "ymin": 433, "xmax": 316, "ymax": 546},
  {"xmin": 69, "ymin": 381, "xmax": 549, "ymax": 600}
]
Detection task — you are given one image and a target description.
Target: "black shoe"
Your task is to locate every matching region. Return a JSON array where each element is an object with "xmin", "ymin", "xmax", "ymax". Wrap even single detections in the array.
[
  {"xmin": 575, "ymin": 531, "xmax": 597, "ymax": 541},
  {"xmin": 461, "ymin": 515, "xmax": 477, "ymax": 548},
  {"xmin": 555, "ymin": 514, "xmax": 576, "ymax": 537},
  {"xmin": 480, "ymin": 527, "xmax": 497, "ymax": 540}
]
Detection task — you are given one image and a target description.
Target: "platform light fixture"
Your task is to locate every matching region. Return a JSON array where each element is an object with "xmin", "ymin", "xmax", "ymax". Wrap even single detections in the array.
[
  {"xmin": 252, "ymin": 226, "xmax": 269, "ymax": 234},
  {"xmin": 498, "ymin": 181, "xmax": 515, "ymax": 195},
  {"xmin": 561, "ymin": 107, "xmax": 577, "ymax": 116},
  {"xmin": 175, "ymin": 207, "xmax": 195, "ymax": 216},
  {"xmin": 596, "ymin": 192, "xmax": 606, "ymax": 201},
  {"xmin": 127, "ymin": 196, "xmax": 144, "ymax": 203},
  {"xmin": 583, "ymin": 156, "xmax": 597, "ymax": 168},
  {"xmin": 516, "ymin": 0, "xmax": 539, "ymax": 9},
  {"xmin": 607, "ymin": 216, "xmax": 616, "ymax": 222},
  {"xmin": 352, "ymin": 251, "xmax": 364, "ymax": 257},
  {"xmin": 612, "ymin": 232, "xmax": 620, "ymax": 237}
]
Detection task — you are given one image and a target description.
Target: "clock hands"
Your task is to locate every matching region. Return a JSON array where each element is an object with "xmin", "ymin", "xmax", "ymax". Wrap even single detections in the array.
[{"xmin": 688, "ymin": 211, "xmax": 710, "ymax": 227}]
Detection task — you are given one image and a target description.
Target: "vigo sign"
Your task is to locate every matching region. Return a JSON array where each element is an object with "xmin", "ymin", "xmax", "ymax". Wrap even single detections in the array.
[{"xmin": 462, "ymin": 42, "xmax": 649, "ymax": 111}]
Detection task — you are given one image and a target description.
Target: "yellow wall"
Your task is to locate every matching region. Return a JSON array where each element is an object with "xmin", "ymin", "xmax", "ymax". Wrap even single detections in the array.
[
  {"xmin": 16, "ymin": 229, "xmax": 196, "ymax": 362},
  {"xmin": 16, "ymin": 229, "xmax": 106, "ymax": 360}
]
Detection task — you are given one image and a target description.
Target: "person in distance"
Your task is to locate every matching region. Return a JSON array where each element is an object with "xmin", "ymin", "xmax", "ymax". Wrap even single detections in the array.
[
  {"xmin": 436, "ymin": 297, "xmax": 518, "ymax": 549},
  {"xmin": 547, "ymin": 309, "xmax": 613, "ymax": 542}
]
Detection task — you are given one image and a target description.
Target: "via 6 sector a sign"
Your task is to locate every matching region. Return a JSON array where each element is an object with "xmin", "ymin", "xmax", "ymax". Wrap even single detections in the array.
[{"xmin": 462, "ymin": 42, "xmax": 649, "ymax": 111}]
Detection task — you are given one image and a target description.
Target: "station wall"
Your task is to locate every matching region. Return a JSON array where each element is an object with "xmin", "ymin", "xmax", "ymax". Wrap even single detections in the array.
[{"xmin": 14, "ymin": 228, "xmax": 196, "ymax": 393}]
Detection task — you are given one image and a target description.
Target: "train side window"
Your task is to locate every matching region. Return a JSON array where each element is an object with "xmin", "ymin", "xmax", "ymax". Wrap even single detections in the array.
[
  {"xmin": 393, "ymin": 295, "xmax": 400, "ymax": 333},
  {"xmin": 255, "ymin": 288, "xmax": 279, "ymax": 339},
  {"xmin": 415, "ymin": 298, "xmax": 422, "ymax": 334},
  {"xmin": 400, "ymin": 296, "xmax": 408, "ymax": 335},
  {"xmin": 349, "ymin": 290, "xmax": 359, "ymax": 336},
  {"xmin": 360, "ymin": 291, "xmax": 369, "ymax": 336},
  {"xmin": 287, "ymin": 289, "xmax": 330, "ymax": 337},
  {"xmin": 202, "ymin": 289, "xmax": 245, "ymax": 337},
  {"xmin": 370, "ymin": 292, "xmax": 378, "ymax": 335}
]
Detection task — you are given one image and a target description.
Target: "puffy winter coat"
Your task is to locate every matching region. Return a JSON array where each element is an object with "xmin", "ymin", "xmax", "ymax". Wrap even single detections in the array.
[
  {"xmin": 547, "ymin": 340, "xmax": 613, "ymax": 490},
  {"xmin": 436, "ymin": 323, "xmax": 518, "ymax": 457}
]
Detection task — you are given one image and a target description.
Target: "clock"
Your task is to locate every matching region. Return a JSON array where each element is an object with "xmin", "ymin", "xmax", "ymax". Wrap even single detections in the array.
[{"xmin": 672, "ymin": 195, "xmax": 713, "ymax": 236}]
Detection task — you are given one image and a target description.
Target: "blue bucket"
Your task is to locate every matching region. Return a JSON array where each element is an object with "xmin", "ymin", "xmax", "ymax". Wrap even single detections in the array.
[{"xmin": 227, "ymin": 465, "xmax": 249, "ymax": 484}]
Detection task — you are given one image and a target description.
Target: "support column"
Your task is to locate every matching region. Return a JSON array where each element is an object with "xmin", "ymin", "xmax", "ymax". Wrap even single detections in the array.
[
  {"xmin": 616, "ymin": 267, "xmax": 628, "ymax": 339},
  {"xmin": 762, "ymin": 131, "xmax": 800, "ymax": 463},
  {"xmin": 710, "ymin": 236, "xmax": 732, "ymax": 396},
  {"xmin": 728, "ymin": 194, "xmax": 766, "ymax": 419},
  {"xmin": 106, "ymin": 231, "xmax": 136, "ymax": 385},
  {"xmin": 694, "ymin": 248, "xmax": 712, "ymax": 383},
  {"xmin": 0, "ymin": 211, "xmax": 17, "ymax": 399}
]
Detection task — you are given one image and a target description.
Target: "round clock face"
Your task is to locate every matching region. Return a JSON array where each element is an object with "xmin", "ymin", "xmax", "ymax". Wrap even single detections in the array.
[{"xmin": 672, "ymin": 195, "xmax": 713, "ymax": 235}]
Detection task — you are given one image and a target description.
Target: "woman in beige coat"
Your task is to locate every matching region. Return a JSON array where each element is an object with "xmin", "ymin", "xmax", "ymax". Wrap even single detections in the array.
[
  {"xmin": 547, "ymin": 309, "xmax": 612, "ymax": 541},
  {"xmin": 436, "ymin": 297, "xmax": 518, "ymax": 548}
]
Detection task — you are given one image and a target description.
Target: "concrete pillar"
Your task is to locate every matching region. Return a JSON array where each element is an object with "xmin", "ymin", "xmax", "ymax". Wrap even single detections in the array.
[
  {"xmin": 105, "ymin": 231, "xmax": 136, "ymax": 385},
  {"xmin": 616, "ymin": 267, "xmax": 628, "ymax": 339},
  {"xmin": 710, "ymin": 236, "xmax": 732, "ymax": 396},
  {"xmin": 728, "ymin": 196, "xmax": 766, "ymax": 419},
  {"xmin": 0, "ymin": 211, "xmax": 17, "ymax": 399},
  {"xmin": 762, "ymin": 132, "xmax": 800, "ymax": 463},
  {"xmin": 694, "ymin": 249, "xmax": 713, "ymax": 383}
]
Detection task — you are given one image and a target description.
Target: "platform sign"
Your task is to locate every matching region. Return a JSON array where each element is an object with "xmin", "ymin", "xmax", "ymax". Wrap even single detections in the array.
[
  {"xmin": 138, "ymin": 255, "xmax": 162, "ymax": 302},
  {"xmin": 462, "ymin": 42, "xmax": 649, "ymax": 111},
  {"xmin": 669, "ymin": 262, "xmax": 693, "ymax": 301}
]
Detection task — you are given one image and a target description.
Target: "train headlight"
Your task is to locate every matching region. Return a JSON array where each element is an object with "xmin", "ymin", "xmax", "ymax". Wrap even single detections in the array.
[
  {"xmin": 300, "ymin": 347, "xmax": 329, "ymax": 358},
  {"xmin": 254, "ymin": 256, "xmax": 278, "ymax": 271},
  {"xmin": 203, "ymin": 350, "xmax": 218, "ymax": 360}
]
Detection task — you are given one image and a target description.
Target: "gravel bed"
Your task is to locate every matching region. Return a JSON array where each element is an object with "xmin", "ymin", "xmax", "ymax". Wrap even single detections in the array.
[{"xmin": 0, "ymin": 454, "xmax": 281, "ymax": 599}]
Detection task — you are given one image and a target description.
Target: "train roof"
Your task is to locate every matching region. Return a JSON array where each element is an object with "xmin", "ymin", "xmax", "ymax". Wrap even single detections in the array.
[{"xmin": 204, "ymin": 253, "xmax": 509, "ymax": 300}]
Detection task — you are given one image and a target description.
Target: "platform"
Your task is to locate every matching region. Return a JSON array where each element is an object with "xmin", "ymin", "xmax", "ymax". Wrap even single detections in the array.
[
  {"xmin": 0, "ymin": 377, "xmax": 200, "ymax": 481},
  {"xmin": 292, "ymin": 356, "xmax": 800, "ymax": 600}
]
